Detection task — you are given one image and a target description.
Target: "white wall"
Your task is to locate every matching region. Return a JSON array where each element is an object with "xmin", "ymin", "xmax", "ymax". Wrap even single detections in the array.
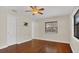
[
  {"xmin": 70, "ymin": 7, "xmax": 79, "ymax": 53},
  {"xmin": 16, "ymin": 15, "xmax": 32, "ymax": 44},
  {"xmin": 0, "ymin": 7, "xmax": 32, "ymax": 49},
  {"xmin": 7, "ymin": 13, "xmax": 17, "ymax": 46},
  {"xmin": 0, "ymin": 7, "xmax": 7, "ymax": 48},
  {"xmin": 0, "ymin": 7, "xmax": 18, "ymax": 48},
  {"xmin": 32, "ymin": 15, "xmax": 71, "ymax": 43},
  {"xmin": 7, "ymin": 9, "xmax": 32, "ymax": 44}
]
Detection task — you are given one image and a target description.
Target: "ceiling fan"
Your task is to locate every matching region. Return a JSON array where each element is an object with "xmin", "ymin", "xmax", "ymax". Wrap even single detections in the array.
[{"xmin": 25, "ymin": 6, "xmax": 44, "ymax": 15}]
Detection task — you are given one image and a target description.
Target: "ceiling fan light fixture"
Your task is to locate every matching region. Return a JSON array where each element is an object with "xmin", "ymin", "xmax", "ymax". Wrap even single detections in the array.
[
  {"xmin": 32, "ymin": 8, "xmax": 39, "ymax": 15},
  {"xmin": 25, "ymin": 6, "xmax": 44, "ymax": 15}
]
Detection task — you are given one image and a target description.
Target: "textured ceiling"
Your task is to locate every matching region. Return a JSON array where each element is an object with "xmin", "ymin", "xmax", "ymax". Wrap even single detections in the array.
[{"xmin": 7, "ymin": 6, "xmax": 74, "ymax": 20}]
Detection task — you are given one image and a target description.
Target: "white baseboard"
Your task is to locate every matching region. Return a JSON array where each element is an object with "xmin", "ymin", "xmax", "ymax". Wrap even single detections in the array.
[
  {"xmin": 0, "ymin": 39, "xmax": 32, "ymax": 49},
  {"xmin": 33, "ymin": 38, "xmax": 70, "ymax": 44},
  {"xmin": 17, "ymin": 39, "xmax": 32, "ymax": 44},
  {"xmin": 70, "ymin": 44, "xmax": 74, "ymax": 53},
  {"xmin": 0, "ymin": 44, "xmax": 10, "ymax": 49}
]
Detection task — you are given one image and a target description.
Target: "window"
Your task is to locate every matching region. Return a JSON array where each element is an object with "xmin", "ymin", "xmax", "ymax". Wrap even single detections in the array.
[{"xmin": 74, "ymin": 9, "xmax": 79, "ymax": 39}]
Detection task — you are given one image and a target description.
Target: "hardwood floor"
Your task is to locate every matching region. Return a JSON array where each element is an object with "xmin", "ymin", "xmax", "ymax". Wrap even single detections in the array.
[
  {"xmin": 0, "ymin": 39, "xmax": 72, "ymax": 53},
  {"xmin": 32, "ymin": 39, "xmax": 72, "ymax": 53}
]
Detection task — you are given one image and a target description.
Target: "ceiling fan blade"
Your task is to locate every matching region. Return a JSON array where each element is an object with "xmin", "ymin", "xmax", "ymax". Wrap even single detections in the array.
[
  {"xmin": 38, "ymin": 12, "xmax": 43, "ymax": 15},
  {"xmin": 25, "ymin": 10, "xmax": 31, "ymax": 12},
  {"xmin": 30, "ymin": 6, "xmax": 37, "ymax": 9},
  {"xmin": 34, "ymin": 6, "xmax": 37, "ymax": 8},
  {"xmin": 32, "ymin": 13, "xmax": 35, "ymax": 15},
  {"xmin": 30, "ymin": 6, "xmax": 34, "ymax": 9},
  {"xmin": 39, "ymin": 8, "xmax": 44, "ymax": 11}
]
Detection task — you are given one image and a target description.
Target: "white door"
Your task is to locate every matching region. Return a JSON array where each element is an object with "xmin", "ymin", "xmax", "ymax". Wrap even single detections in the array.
[{"xmin": 7, "ymin": 14, "xmax": 16, "ymax": 45}]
